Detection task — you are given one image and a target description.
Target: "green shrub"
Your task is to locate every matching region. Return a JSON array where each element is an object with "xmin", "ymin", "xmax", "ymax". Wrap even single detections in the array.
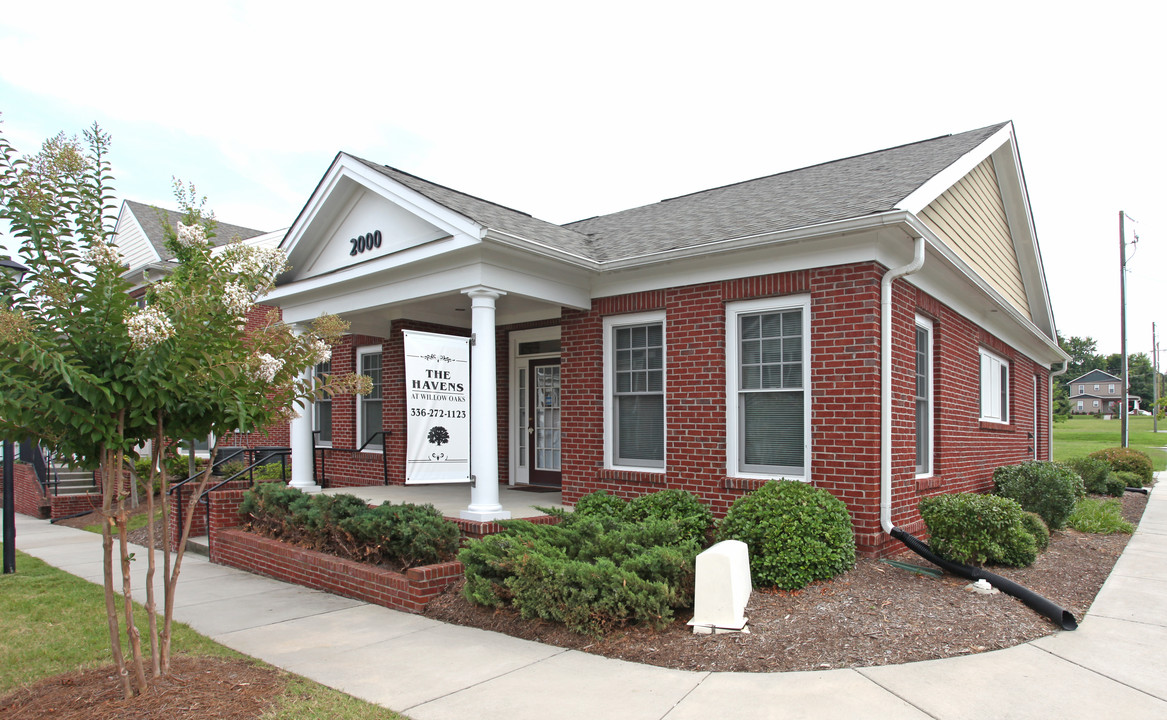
[
  {"xmin": 1066, "ymin": 498, "xmax": 1135, "ymax": 534},
  {"xmin": 217, "ymin": 460, "xmax": 246, "ymax": 478},
  {"xmin": 1019, "ymin": 511, "xmax": 1050, "ymax": 551},
  {"xmin": 919, "ymin": 493, "xmax": 1038, "ymax": 567},
  {"xmin": 1116, "ymin": 471, "xmax": 1145, "ymax": 489},
  {"xmin": 626, "ymin": 489, "xmax": 713, "ymax": 544},
  {"xmin": 1061, "ymin": 457, "xmax": 1115, "ymax": 495},
  {"xmin": 571, "ymin": 490, "xmax": 630, "ymax": 524},
  {"xmin": 1088, "ymin": 447, "xmax": 1154, "ymax": 485},
  {"xmin": 253, "ymin": 462, "xmax": 287, "ymax": 480},
  {"xmin": 240, "ymin": 482, "xmax": 459, "ymax": 569},
  {"xmin": 993, "ymin": 461, "xmax": 1085, "ymax": 530},
  {"xmin": 716, "ymin": 480, "xmax": 855, "ymax": 590},
  {"xmin": 459, "ymin": 516, "xmax": 699, "ymax": 636}
]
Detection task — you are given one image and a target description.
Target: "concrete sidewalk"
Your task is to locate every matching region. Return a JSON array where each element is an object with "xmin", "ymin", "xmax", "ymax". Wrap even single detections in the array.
[{"xmin": 11, "ymin": 483, "xmax": 1167, "ymax": 720}]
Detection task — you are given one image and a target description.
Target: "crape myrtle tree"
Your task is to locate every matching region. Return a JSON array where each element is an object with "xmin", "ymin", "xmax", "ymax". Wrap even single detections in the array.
[{"xmin": 0, "ymin": 119, "xmax": 368, "ymax": 698}]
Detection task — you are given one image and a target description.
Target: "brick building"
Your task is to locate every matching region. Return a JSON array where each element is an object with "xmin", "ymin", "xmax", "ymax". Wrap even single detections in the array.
[{"xmin": 255, "ymin": 121, "xmax": 1066, "ymax": 557}]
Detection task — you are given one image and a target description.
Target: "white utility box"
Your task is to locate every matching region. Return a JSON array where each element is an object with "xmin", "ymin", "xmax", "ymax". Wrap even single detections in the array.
[{"xmin": 688, "ymin": 539, "xmax": 751, "ymax": 633}]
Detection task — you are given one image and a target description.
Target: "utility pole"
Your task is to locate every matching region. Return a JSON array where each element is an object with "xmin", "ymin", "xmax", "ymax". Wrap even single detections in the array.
[
  {"xmin": 1120, "ymin": 211, "xmax": 1129, "ymax": 448},
  {"xmin": 1155, "ymin": 322, "xmax": 1160, "ymax": 434}
]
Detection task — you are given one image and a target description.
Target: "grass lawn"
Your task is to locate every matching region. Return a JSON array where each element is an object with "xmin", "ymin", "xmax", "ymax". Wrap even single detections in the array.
[
  {"xmin": 1052, "ymin": 414, "xmax": 1167, "ymax": 470},
  {"xmin": 0, "ymin": 549, "xmax": 405, "ymax": 718}
]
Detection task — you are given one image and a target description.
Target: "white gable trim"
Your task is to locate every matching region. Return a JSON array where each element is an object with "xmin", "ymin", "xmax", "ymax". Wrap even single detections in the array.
[
  {"xmin": 897, "ymin": 124, "xmax": 1014, "ymax": 215},
  {"xmin": 113, "ymin": 202, "xmax": 162, "ymax": 274},
  {"xmin": 280, "ymin": 153, "xmax": 487, "ymax": 271}
]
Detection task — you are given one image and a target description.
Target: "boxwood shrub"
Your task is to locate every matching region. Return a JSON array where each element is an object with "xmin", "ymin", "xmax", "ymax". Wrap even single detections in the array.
[
  {"xmin": 1089, "ymin": 447, "xmax": 1154, "ymax": 485},
  {"xmin": 919, "ymin": 493, "xmax": 1039, "ymax": 567},
  {"xmin": 240, "ymin": 481, "xmax": 459, "ymax": 569},
  {"xmin": 993, "ymin": 461, "xmax": 1085, "ymax": 529},
  {"xmin": 1061, "ymin": 457, "xmax": 1124, "ymax": 497},
  {"xmin": 716, "ymin": 480, "xmax": 855, "ymax": 590},
  {"xmin": 1116, "ymin": 471, "xmax": 1145, "ymax": 489},
  {"xmin": 559, "ymin": 489, "xmax": 713, "ymax": 543}
]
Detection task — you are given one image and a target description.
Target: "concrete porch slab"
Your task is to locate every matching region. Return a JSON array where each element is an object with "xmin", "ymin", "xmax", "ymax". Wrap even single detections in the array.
[{"xmin": 323, "ymin": 483, "xmax": 563, "ymax": 519}]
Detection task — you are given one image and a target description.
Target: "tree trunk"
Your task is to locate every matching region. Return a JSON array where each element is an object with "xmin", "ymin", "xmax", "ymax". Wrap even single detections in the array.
[{"xmin": 100, "ymin": 447, "xmax": 132, "ymax": 700}]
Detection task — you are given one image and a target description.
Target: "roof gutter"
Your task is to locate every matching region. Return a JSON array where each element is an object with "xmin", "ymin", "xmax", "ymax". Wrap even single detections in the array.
[{"xmin": 880, "ymin": 235, "xmax": 926, "ymax": 535}]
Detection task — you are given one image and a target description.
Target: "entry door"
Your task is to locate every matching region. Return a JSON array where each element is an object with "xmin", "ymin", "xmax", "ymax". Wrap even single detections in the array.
[{"xmin": 528, "ymin": 358, "xmax": 562, "ymax": 487}]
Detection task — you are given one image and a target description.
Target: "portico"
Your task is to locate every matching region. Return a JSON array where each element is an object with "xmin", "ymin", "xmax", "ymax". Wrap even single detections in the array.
[{"xmin": 265, "ymin": 154, "xmax": 590, "ymax": 520}]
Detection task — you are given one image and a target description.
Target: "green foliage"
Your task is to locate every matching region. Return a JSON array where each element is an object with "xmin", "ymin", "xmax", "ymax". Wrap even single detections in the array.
[
  {"xmin": 1088, "ymin": 447, "xmax": 1154, "ymax": 485},
  {"xmin": 993, "ymin": 461, "xmax": 1085, "ymax": 530},
  {"xmin": 1116, "ymin": 471, "xmax": 1146, "ymax": 489},
  {"xmin": 716, "ymin": 480, "xmax": 855, "ymax": 590},
  {"xmin": 1019, "ymin": 511, "xmax": 1050, "ymax": 551},
  {"xmin": 253, "ymin": 462, "xmax": 287, "ymax": 480},
  {"xmin": 919, "ymin": 493, "xmax": 1039, "ymax": 567},
  {"xmin": 626, "ymin": 489, "xmax": 714, "ymax": 544},
  {"xmin": 1061, "ymin": 457, "xmax": 1124, "ymax": 496},
  {"xmin": 1066, "ymin": 498, "xmax": 1135, "ymax": 534},
  {"xmin": 240, "ymin": 482, "xmax": 459, "ymax": 569},
  {"xmin": 571, "ymin": 490, "xmax": 629, "ymax": 524},
  {"xmin": 459, "ymin": 516, "xmax": 699, "ymax": 636},
  {"xmin": 217, "ymin": 460, "xmax": 246, "ymax": 477}
]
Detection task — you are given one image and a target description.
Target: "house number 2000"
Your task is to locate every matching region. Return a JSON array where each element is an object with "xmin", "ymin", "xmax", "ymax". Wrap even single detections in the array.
[{"xmin": 349, "ymin": 230, "xmax": 383, "ymax": 256}]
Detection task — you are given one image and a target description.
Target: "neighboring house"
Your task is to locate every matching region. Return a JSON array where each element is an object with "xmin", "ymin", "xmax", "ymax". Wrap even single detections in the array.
[
  {"xmin": 1067, "ymin": 369, "xmax": 1140, "ymax": 415},
  {"xmin": 112, "ymin": 200, "xmax": 293, "ymax": 452},
  {"xmin": 257, "ymin": 120, "xmax": 1066, "ymax": 557}
]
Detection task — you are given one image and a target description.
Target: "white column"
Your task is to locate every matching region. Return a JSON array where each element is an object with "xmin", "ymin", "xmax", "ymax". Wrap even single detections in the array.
[
  {"xmin": 288, "ymin": 330, "xmax": 322, "ymax": 493},
  {"xmin": 461, "ymin": 287, "xmax": 511, "ymax": 521}
]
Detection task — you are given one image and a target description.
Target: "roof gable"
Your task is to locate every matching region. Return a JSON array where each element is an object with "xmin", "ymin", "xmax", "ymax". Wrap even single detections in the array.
[{"xmin": 121, "ymin": 200, "xmax": 266, "ymax": 263}]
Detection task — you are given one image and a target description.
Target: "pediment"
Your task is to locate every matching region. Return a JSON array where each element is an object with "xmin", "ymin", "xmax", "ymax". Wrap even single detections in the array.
[{"xmin": 280, "ymin": 154, "xmax": 485, "ymax": 283}]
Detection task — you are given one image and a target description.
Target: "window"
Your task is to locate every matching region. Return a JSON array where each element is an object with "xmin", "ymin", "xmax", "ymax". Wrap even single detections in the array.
[
  {"xmin": 604, "ymin": 312, "xmax": 665, "ymax": 469},
  {"xmin": 1094, "ymin": 384, "xmax": 1100, "ymax": 391},
  {"xmin": 979, "ymin": 348, "xmax": 1009, "ymax": 423},
  {"xmin": 313, "ymin": 361, "xmax": 332, "ymax": 446},
  {"xmin": 1077, "ymin": 400, "xmax": 1084, "ymax": 411},
  {"xmin": 726, "ymin": 296, "xmax": 810, "ymax": 478},
  {"xmin": 915, "ymin": 316, "xmax": 933, "ymax": 476},
  {"xmin": 1109, "ymin": 384, "xmax": 1116, "ymax": 394},
  {"xmin": 1078, "ymin": 384, "xmax": 1084, "ymax": 394},
  {"xmin": 1093, "ymin": 400, "xmax": 1100, "ymax": 408},
  {"xmin": 357, "ymin": 346, "xmax": 383, "ymax": 450}
]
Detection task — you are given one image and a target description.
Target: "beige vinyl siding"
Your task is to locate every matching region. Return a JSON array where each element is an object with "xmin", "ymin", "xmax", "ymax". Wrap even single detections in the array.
[{"xmin": 920, "ymin": 157, "xmax": 1031, "ymax": 319}]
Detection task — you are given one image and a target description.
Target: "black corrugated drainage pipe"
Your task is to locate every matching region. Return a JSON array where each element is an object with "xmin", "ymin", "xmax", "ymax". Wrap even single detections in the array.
[
  {"xmin": 890, "ymin": 527, "xmax": 1078, "ymax": 631},
  {"xmin": 1126, "ymin": 487, "xmax": 1150, "ymax": 495}
]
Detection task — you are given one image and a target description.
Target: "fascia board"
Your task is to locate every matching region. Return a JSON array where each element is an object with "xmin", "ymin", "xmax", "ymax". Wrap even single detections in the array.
[
  {"xmin": 897, "ymin": 123, "xmax": 1014, "ymax": 215},
  {"xmin": 481, "ymin": 228, "xmax": 597, "ymax": 269}
]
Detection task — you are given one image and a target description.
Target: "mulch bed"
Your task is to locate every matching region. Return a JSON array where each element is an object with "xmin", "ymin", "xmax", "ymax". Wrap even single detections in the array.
[
  {"xmin": 423, "ymin": 491, "xmax": 1149, "ymax": 672},
  {"xmin": 0, "ymin": 656, "xmax": 284, "ymax": 720}
]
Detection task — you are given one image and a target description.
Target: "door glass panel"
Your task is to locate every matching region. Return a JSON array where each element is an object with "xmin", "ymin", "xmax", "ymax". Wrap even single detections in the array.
[
  {"xmin": 517, "ymin": 368, "xmax": 527, "ymax": 468},
  {"xmin": 535, "ymin": 365, "xmax": 561, "ymax": 471}
]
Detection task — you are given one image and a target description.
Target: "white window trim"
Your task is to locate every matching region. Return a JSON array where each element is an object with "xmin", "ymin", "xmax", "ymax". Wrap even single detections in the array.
[
  {"xmin": 312, "ymin": 361, "xmax": 332, "ymax": 448},
  {"xmin": 725, "ymin": 294, "xmax": 812, "ymax": 482},
  {"xmin": 603, "ymin": 311, "xmax": 667, "ymax": 472},
  {"xmin": 915, "ymin": 315, "xmax": 934, "ymax": 479},
  {"xmin": 356, "ymin": 344, "xmax": 384, "ymax": 453},
  {"xmin": 979, "ymin": 347, "xmax": 1010, "ymax": 424}
]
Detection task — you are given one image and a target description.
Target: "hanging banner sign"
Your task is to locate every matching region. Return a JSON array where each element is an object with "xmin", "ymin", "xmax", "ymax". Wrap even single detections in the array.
[{"xmin": 403, "ymin": 330, "xmax": 471, "ymax": 484}]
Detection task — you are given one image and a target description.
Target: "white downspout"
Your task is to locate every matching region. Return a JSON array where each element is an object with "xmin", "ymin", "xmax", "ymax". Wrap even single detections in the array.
[{"xmin": 880, "ymin": 236, "xmax": 926, "ymax": 535}]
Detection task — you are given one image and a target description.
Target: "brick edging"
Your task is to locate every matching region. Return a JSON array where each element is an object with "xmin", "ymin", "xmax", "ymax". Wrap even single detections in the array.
[{"xmin": 213, "ymin": 528, "xmax": 463, "ymax": 613}]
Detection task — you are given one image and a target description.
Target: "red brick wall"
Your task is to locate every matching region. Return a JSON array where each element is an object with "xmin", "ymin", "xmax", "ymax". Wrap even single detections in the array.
[
  {"xmin": 12, "ymin": 463, "xmax": 50, "ymax": 518},
  {"xmin": 213, "ymin": 529, "xmax": 463, "ymax": 613},
  {"xmin": 558, "ymin": 263, "xmax": 1051, "ymax": 557}
]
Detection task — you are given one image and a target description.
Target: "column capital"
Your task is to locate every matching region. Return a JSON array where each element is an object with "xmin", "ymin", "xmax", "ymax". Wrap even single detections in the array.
[{"xmin": 461, "ymin": 286, "xmax": 507, "ymax": 302}]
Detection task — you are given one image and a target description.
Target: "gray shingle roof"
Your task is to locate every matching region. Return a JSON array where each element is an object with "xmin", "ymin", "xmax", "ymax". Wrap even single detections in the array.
[
  {"xmin": 566, "ymin": 123, "xmax": 1008, "ymax": 262},
  {"xmin": 352, "ymin": 123, "xmax": 1007, "ymax": 264},
  {"xmin": 349, "ymin": 158, "xmax": 597, "ymax": 259},
  {"xmin": 124, "ymin": 200, "xmax": 266, "ymax": 261}
]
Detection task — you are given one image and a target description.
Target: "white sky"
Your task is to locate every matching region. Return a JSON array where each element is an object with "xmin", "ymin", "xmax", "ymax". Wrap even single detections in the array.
[{"xmin": 2, "ymin": 0, "xmax": 1164, "ymax": 360}]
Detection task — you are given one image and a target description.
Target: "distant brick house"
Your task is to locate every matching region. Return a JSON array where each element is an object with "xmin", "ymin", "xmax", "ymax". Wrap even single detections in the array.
[
  {"xmin": 237, "ymin": 121, "xmax": 1068, "ymax": 557},
  {"xmin": 1067, "ymin": 369, "xmax": 1140, "ymax": 415}
]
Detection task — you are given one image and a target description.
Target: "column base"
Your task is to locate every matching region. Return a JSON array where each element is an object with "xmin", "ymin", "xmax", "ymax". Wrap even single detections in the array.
[
  {"xmin": 459, "ymin": 508, "xmax": 512, "ymax": 522},
  {"xmin": 288, "ymin": 481, "xmax": 323, "ymax": 494}
]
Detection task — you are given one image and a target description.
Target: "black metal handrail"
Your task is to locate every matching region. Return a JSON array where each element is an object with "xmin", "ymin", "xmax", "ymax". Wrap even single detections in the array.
[
  {"xmin": 312, "ymin": 431, "xmax": 390, "ymax": 488},
  {"xmin": 169, "ymin": 446, "xmax": 289, "ymax": 541},
  {"xmin": 196, "ymin": 448, "xmax": 291, "ymax": 552}
]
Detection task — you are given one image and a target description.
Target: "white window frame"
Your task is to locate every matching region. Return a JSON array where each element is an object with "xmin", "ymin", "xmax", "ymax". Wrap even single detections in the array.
[
  {"xmin": 356, "ymin": 344, "xmax": 384, "ymax": 452},
  {"xmin": 1109, "ymin": 384, "xmax": 1116, "ymax": 394},
  {"xmin": 915, "ymin": 315, "xmax": 934, "ymax": 478},
  {"xmin": 979, "ymin": 347, "xmax": 1010, "ymax": 424},
  {"xmin": 312, "ymin": 360, "xmax": 332, "ymax": 448},
  {"xmin": 725, "ymin": 295, "xmax": 812, "ymax": 481},
  {"xmin": 1077, "ymin": 400, "xmax": 1084, "ymax": 411},
  {"xmin": 603, "ymin": 311, "xmax": 666, "ymax": 472}
]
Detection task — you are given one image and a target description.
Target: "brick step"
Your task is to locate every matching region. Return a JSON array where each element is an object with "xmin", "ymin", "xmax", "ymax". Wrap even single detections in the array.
[{"xmin": 186, "ymin": 535, "xmax": 209, "ymax": 557}]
